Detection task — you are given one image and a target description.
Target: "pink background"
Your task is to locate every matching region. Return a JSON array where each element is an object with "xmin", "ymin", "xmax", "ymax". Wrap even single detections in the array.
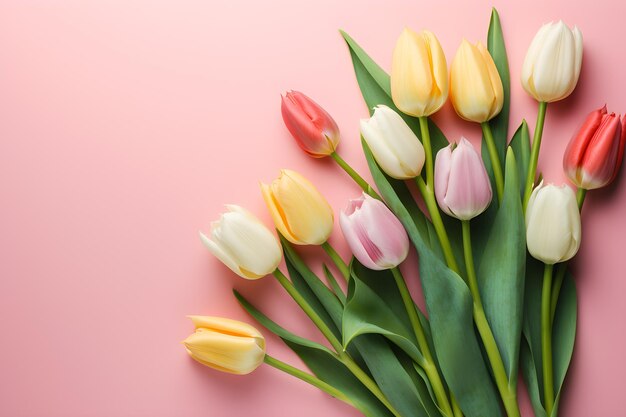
[{"xmin": 1, "ymin": 0, "xmax": 624, "ymax": 416}]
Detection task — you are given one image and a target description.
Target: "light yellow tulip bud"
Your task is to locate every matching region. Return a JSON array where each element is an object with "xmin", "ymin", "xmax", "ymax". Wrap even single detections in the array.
[
  {"xmin": 525, "ymin": 182, "xmax": 581, "ymax": 265},
  {"xmin": 183, "ymin": 316, "xmax": 266, "ymax": 375},
  {"xmin": 261, "ymin": 169, "xmax": 334, "ymax": 245},
  {"xmin": 391, "ymin": 28, "xmax": 448, "ymax": 117},
  {"xmin": 521, "ymin": 21, "xmax": 583, "ymax": 103},
  {"xmin": 200, "ymin": 205, "xmax": 282, "ymax": 280},
  {"xmin": 450, "ymin": 40, "xmax": 504, "ymax": 123}
]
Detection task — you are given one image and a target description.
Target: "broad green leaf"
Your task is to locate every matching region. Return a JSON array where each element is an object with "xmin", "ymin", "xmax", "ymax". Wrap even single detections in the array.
[
  {"xmin": 520, "ymin": 260, "xmax": 578, "ymax": 417},
  {"xmin": 363, "ymin": 139, "xmax": 503, "ymax": 417},
  {"xmin": 340, "ymin": 30, "xmax": 449, "ymax": 152},
  {"xmin": 509, "ymin": 120, "xmax": 531, "ymax": 198},
  {"xmin": 343, "ymin": 260, "xmax": 425, "ymax": 366},
  {"xmin": 487, "ymin": 7, "xmax": 510, "ymax": 156},
  {"xmin": 234, "ymin": 290, "xmax": 394, "ymax": 417},
  {"xmin": 476, "ymin": 148, "xmax": 526, "ymax": 386}
]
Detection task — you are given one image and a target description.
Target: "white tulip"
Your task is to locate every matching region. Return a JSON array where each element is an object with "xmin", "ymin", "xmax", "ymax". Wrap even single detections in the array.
[
  {"xmin": 360, "ymin": 105, "xmax": 425, "ymax": 179},
  {"xmin": 525, "ymin": 182, "xmax": 581, "ymax": 264},
  {"xmin": 521, "ymin": 21, "xmax": 583, "ymax": 103},
  {"xmin": 200, "ymin": 205, "xmax": 282, "ymax": 279}
]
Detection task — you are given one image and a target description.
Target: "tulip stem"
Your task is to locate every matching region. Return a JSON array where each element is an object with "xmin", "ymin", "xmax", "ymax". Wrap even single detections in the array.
[
  {"xmin": 481, "ymin": 122, "xmax": 504, "ymax": 202},
  {"xmin": 264, "ymin": 355, "xmax": 353, "ymax": 406},
  {"xmin": 322, "ymin": 241, "xmax": 350, "ymax": 282},
  {"xmin": 523, "ymin": 101, "xmax": 548, "ymax": 212},
  {"xmin": 272, "ymin": 269, "xmax": 403, "ymax": 417},
  {"xmin": 550, "ymin": 187, "xmax": 587, "ymax": 322},
  {"xmin": 541, "ymin": 263, "xmax": 555, "ymax": 416},
  {"xmin": 418, "ymin": 117, "xmax": 434, "ymax": 189},
  {"xmin": 461, "ymin": 221, "xmax": 520, "ymax": 417},
  {"xmin": 330, "ymin": 151, "xmax": 381, "ymax": 199},
  {"xmin": 391, "ymin": 267, "xmax": 454, "ymax": 417},
  {"xmin": 415, "ymin": 177, "xmax": 461, "ymax": 275},
  {"xmin": 451, "ymin": 395, "xmax": 464, "ymax": 417}
]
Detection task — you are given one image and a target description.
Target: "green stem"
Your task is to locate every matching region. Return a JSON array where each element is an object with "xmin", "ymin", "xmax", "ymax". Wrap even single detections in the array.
[
  {"xmin": 391, "ymin": 267, "xmax": 454, "ymax": 417},
  {"xmin": 480, "ymin": 122, "xmax": 504, "ymax": 202},
  {"xmin": 415, "ymin": 177, "xmax": 461, "ymax": 275},
  {"xmin": 264, "ymin": 355, "xmax": 353, "ymax": 405},
  {"xmin": 550, "ymin": 187, "xmax": 587, "ymax": 322},
  {"xmin": 330, "ymin": 152, "xmax": 381, "ymax": 199},
  {"xmin": 451, "ymin": 395, "xmax": 464, "ymax": 417},
  {"xmin": 541, "ymin": 263, "xmax": 555, "ymax": 416},
  {"xmin": 272, "ymin": 269, "xmax": 402, "ymax": 417},
  {"xmin": 321, "ymin": 241, "xmax": 350, "ymax": 282},
  {"xmin": 418, "ymin": 117, "xmax": 434, "ymax": 189},
  {"xmin": 461, "ymin": 221, "xmax": 520, "ymax": 417},
  {"xmin": 523, "ymin": 101, "xmax": 548, "ymax": 212}
]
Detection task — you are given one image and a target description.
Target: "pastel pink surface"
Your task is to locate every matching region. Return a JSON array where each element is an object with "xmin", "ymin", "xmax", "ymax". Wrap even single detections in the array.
[{"xmin": 0, "ymin": 1, "xmax": 624, "ymax": 416}]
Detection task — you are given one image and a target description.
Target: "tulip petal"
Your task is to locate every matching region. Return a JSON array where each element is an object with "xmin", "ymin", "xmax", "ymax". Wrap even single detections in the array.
[
  {"xmin": 340, "ymin": 210, "xmax": 379, "ymax": 269},
  {"xmin": 434, "ymin": 145, "xmax": 454, "ymax": 217}
]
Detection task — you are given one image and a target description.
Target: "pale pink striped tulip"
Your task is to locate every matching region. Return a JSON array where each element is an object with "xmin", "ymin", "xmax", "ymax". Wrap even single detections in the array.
[
  {"xmin": 435, "ymin": 138, "xmax": 493, "ymax": 220},
  {"xmin": 339, "ymin": 193, "xmax": 409, "ymax": 270}
]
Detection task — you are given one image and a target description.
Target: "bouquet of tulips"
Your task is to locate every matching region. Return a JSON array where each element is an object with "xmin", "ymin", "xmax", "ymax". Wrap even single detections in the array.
[{"xmin": 183, "ymin": 9, "xmax": 625, "ymax": 417}]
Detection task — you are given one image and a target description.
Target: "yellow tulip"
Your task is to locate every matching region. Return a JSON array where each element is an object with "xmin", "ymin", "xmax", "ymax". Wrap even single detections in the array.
[
  {"xmin": 391, "ymin": 28, "xmax": 448, "ymax": 117},
  {"xmin": 261, "ymin": 169, "xmax": 334, "ymax": 245},
  {"xmin": 183, "ymin": 316, "xmax": 266, "ymax": 375},
  {"xmin": 450, "ymin": 40, "xmax": 504, "ymax": 123}
]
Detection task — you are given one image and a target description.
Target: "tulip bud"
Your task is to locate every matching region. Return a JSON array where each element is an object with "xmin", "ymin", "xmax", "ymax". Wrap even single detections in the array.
[
  {"xmin": 450, "ymin": 40, "xmax": 504, "ymax": 123},
  {"xmin": 563, "ymin": 106, "xmax": 626, "ymax": 190},
  {"xmin": 280, "ymin": 91, "xmax": 340, "ymax": 158},
  {"xmin": 339, "ymin": 193, "xmax": 409, "ymax": 270},
  {"xmin": 521, "ymin": 21, "xmax": 583, "ymax": 103},
  {"xmin": 434, "ymin": 138, "xmax": 492, "ymax": 220},
  {"xmin": 525, "ymin": 182, "xmax": 581, "ymax": 265},
  {"xmin": 200, "ymin": 205, "xmax": 282, "ymax": 280},
  {"xmin": 391, "ymin": 28, "xmax": 448, "ymax": 117},
  {"xmin": 360, "ymin": 105, "xmax": 425, "ymax": 179},
  {"xmin": 261, "ymin": 169, "xmax": 334, "ymax": 245},
  {"xmin": 183, "ymin": 316, "xmax": 266, "ymax": 375}
]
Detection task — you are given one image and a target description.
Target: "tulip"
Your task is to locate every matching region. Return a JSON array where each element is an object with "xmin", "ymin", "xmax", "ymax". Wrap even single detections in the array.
[
  {"xmin": 391, "ymin": 28, "xmax": 448, "ymax": 117},
  {"xmin": 339, "ymin": 193, "xmax": 409, "ymax": 270},
  {"xmin": 521, "ymin": 21, "xmax": 583, "ymax": 103},
  {"xmin": 261, "ymin": 169, "xmax": 334, "ymax": 245},
  {"xmin": 200, "ymin": 205, "xmax": 282, "ymax": 280},
  {"xmin": 525, "ymin": 182, "xmax": 581, "ymax": 264},
  {"xmin": 434, "ymin": 138, "xmax": 492, "ymax": 220},
  {"xmin": 563, "ymin": 106, "xmax": 626, "ymax": 190},
  {"xmin": 450, "ymin": 40, "xmax": 504, "ymax": 123},
  {"xmin": 360, "ymin": 105, "xmax": 425, "ymax": 179},
  {"xmin": 183, "ymin": 316, "xmax": 266, "ymax": 375},
  {"xmin": 281, "ymin": 91, "xmax": 340, "ymax": 158}
]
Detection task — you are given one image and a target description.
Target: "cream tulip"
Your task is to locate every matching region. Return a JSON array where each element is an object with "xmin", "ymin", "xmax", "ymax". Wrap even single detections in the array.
[
  {"xmin": 200, "ymin": 205, "xmax": 282, "ymax": 280},
  {"xmin": 391, "ymin": 28, "xmax": 448, "ymax": 117},
  {"xmin": 525, "ymin": 182, "xmax": 581, "ymax": 264},
  {"xmin": 360, "ymin": 105, "xmax": 425, "ymax": 179},
  {"xmin": 450, "ymin": 40, "xmax": 504, "ymax": 123},
  {"xmin": 261, "ymin": 169, "xmax": 334, "ymax": 245},
  {"xmin": 521, "ymin": 21, "xmax": 583, "ymax": 103},
  {"xmin": 183, "ymin": 316, "xmax": 266, "ymax": 375}
]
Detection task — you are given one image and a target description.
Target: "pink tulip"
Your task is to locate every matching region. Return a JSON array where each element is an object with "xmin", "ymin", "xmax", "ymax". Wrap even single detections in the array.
[
  {"xmin": 563, "ymin": 105, "xmax": 626, "ymax": 190},
  {"xmin": 281, "ymin": 91, "xmax": 340, "ymax": 158},
  {"xmin": 339, "ymin": 193, "xmax": 409, "ymax": 270},
  {"xmin": 435, "ymin": 137, "xmax": 493, "ymax": 220}
]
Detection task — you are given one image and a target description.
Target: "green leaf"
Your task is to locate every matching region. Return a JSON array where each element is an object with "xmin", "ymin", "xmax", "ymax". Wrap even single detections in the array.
[
  {"xmin": 322, "ymin": 264, "xmax": 346, "ymax": 305},
  {"xmin": 234, "ymin": 290, "xmax": 394, "ymax": 417},
  {"xmin": 343, "ymin": 260, "xmax": 425, "ymax": 365},
  {"xmin": 363, "ymin": 139, "xmax": 503, "ymax": 417},
  {"xmin": 281, "ymin": 235, "xmax": 344, "ymax": 335},
  {"xmin": 520, "ymin": 261, "xmax": 578, "ymax": 417},
  {"xmin": 509, "ymin": 120, "xmax": 531, "ymax": 198},
  {"xmin": 476, "ymin": 148, "xmax": 526, "ymax": 386},
  {"xmin": 340, "ymin": 30, "xmax": 449, "ymax": 152}
]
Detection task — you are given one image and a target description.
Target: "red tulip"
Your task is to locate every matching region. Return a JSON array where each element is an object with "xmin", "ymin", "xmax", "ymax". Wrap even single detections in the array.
[
  {"xmin": 563, "ymin": 106, "xmax": 626, "ymax": 190},
  {"xmin": 281, "ymin": 91, "xmax": 340, "ymax": 158}
]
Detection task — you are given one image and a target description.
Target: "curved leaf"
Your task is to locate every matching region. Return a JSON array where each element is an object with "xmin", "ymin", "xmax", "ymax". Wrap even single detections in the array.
[{"xmin": 509, "ymin": 120, "xmax": 531, "ymax": 198}]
